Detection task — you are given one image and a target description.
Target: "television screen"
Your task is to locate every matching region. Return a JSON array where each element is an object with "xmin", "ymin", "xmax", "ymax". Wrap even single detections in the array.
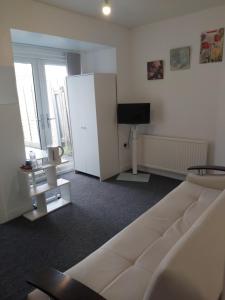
[{"xmin": 117, "ymin": 103, "xmax": 150, "ymax": 124}]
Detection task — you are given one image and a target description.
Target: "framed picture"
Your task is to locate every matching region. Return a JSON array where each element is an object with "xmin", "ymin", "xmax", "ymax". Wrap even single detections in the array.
[
  {"xmin": 147, "ymin": 60, "xmax": 164, "ymax": 80},
  {"xmin": 170, "ymin": 47, "xmax": 191, "ymax": 71},
  {"xmin": 200, "ymin": 28, "xmax": 224, "ymax": 63}
]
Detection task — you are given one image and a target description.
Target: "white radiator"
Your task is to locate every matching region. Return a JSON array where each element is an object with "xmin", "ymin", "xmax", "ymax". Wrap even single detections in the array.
[{"xmin": 138, "ymin": 135, "xmax": 208, "ymax": 175}]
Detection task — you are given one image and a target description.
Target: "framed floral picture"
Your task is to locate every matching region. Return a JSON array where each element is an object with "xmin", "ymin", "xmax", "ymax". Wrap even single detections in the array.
[
  {"xmin": 147, "ymin": 60, "xmax": 164, "ymax": 80},
  {"xmin": 200, "ymin": 28, "xmax": 224, "ymax": 63}
]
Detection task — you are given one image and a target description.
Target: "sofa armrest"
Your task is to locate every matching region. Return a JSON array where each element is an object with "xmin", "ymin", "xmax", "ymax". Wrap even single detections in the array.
[
  {"xmin": 187, "ymin": 173, "xmax": 225, "ymax": 190},
  {"xmin": 188, "ymin": 165, "xmax": 225, "ymax": 175},
  {"xmin": 27, "ymin": 268, "xmax": 105, "ymax": 300}
]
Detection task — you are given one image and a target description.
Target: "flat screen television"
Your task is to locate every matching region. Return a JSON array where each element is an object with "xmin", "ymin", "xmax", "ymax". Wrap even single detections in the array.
[{"xmin": 117, "ymin": 103, "xmax": 150, "ymax": 124}]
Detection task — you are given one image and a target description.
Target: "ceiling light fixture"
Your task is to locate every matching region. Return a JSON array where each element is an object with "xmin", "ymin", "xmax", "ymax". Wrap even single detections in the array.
[{"xmin": 102, "ymin": 0, "xmax": 111, "ymax": 16}]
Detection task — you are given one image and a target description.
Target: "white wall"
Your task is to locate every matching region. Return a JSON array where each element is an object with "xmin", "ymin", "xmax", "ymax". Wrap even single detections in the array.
[
  {"xmin": 0, "ymin": 0, "xmax": 132, "ymax": 223},
  {"xmin": 131, "ymin": 5, "xmax": 225, "ymax": 163},
  {"xmin": 80, "ymin": 47, "xmax": 133, "ymax": 170},
  {"xmin": 215, "ymin": 64, "xmax": 225, "ymax": 164},
  {"xmin": 1, "ymin": 0, "xmax": 225, "ymax": 223},
  {"xmin": 81, "ymin": 47, "xmax": 117, "ymax": 74}
]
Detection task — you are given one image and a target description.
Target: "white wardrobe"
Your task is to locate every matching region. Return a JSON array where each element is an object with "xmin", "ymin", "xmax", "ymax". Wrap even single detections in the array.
[{"xmin": 67, "ymin": 73, "xmax": 119, "ymax": 181}]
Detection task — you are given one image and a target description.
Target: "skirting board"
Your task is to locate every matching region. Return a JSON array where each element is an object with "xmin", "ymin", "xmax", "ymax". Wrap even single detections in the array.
[
  {"xmin": 117, "ymin": 172, "xmax": 150, "ymax": 183},
  {"xmin": 119, "ymin": 166, "xmax": 185, "ymax": 181},
  {"xmin": 138, "ymin": 166, "xmax": 185, "ymax": 181}
]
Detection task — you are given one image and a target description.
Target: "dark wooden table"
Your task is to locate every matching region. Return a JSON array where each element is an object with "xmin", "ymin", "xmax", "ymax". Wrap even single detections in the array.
[{"xmin": 27, "ymin": 268, "xmax": 105, "ymax": 300}]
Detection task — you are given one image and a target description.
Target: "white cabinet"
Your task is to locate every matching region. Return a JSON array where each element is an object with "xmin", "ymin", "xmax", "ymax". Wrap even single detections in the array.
[{"xmin": 67, "ymin": 73, "xmax": 119, "ymax": 180}]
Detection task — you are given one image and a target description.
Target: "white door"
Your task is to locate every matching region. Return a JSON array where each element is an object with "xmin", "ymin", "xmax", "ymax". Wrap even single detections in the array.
[
  {"xmin": 14, "ymin": 60, "xmax": 46, "ymax": 154},
  {"xmin": 68, "ymin": 75, "xmax": 100, "ymax": 176},
  {"xmin": 14, "ymin": 56, "xmax": 74, "ymax": 172},
  {"xmin": 67, "ymin": 76, "xmax": 86, "ymax": 172},
  {"xmin": 83, "ymin": 76, "xmax": 100, "ymax": 176}
]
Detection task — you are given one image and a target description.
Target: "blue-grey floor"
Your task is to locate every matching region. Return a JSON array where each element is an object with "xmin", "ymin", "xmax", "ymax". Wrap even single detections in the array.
[{"xmin": 0, "ymin": 172, "xmax": 181, "ymax": 300}]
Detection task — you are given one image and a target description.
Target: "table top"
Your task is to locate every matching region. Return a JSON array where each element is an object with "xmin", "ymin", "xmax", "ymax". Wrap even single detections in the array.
[{"xmin": 27, "ymin": 268, "xmax": 105, "ymax": 300}]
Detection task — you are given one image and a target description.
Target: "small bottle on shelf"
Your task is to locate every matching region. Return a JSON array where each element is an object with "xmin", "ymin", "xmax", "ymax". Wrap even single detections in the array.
[{"xmin": 29, "ymin": 151, "xmax": 38, "ymax": 169}]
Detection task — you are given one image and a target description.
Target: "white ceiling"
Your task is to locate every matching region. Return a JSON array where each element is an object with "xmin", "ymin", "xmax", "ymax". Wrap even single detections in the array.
[{"xmin": 37, "ymin": 0, "xmax": 225, "ymax": 28}]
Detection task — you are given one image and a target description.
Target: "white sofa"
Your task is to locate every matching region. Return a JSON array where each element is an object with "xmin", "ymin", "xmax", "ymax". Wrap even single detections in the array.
[{"xmin": 28, "ymin": 173, "xmax": 225, "ymax": 300}]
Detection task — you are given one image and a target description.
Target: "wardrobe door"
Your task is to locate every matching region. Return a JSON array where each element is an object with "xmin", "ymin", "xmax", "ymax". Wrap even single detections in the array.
[
  {"xmin": 82, "ymin": 75, "xmax": 100, "ymax": 177},
  {"xmin": 94, "ymin": 74, "xmax": 119, "ymax": 180},
  {"xmin": 67, "ymin": 76, "xmax": 86, "ymax": 173}
]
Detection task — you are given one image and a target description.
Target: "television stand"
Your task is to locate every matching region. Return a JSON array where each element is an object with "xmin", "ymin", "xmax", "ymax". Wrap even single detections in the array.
[{"xmin": 117, "ymin": 125, "xmax": 150, "ymax": 183}]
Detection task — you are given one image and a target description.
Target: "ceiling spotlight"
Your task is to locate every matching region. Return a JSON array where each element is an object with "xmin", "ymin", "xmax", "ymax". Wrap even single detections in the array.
[{"xmin": 102, "ymin": 0, "xmax": 111, "ymax": 16}]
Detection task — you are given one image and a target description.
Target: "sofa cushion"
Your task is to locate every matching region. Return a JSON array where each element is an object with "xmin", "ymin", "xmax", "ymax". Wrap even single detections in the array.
[
  {"xmin": 145, "ymin": 188, "xmax": 225, "ymax": 300},
  {"xmin": 65, "ymin": 181, "xmax": 221, "ymax": 300},
  {"xmin": 66, "ymin": 247, "xmax": 131, "ymax": 293}
]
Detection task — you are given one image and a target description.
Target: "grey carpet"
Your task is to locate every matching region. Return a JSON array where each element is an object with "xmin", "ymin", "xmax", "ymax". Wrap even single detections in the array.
[{"xmin": 0, "ymin": 172, "xmax": 181, "ymax": 300}]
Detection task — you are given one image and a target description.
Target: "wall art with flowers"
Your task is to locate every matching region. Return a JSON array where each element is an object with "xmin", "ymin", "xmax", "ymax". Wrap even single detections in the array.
[
  {"xmin": 200, "ymin": 28, "xmax": 224, "ymax": 64},
  {"xmin": 147, "ymin": 60, "xmax": 164, "ymax": 80}
]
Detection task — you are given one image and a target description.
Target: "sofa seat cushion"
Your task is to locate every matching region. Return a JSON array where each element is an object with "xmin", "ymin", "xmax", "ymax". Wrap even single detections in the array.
[
  {"xmin": 145, "ymin": 189, "xmax": 225, "ymax": 300},
  {"xmin": 65, "ymin": 181, "xmax": 221, "ymax": 300}
]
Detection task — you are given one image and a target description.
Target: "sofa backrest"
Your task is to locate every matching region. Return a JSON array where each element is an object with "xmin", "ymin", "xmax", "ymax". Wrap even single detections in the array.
[{"xmin": 144, "ymin": 189, "xmax": 225, "ymax": 300}]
